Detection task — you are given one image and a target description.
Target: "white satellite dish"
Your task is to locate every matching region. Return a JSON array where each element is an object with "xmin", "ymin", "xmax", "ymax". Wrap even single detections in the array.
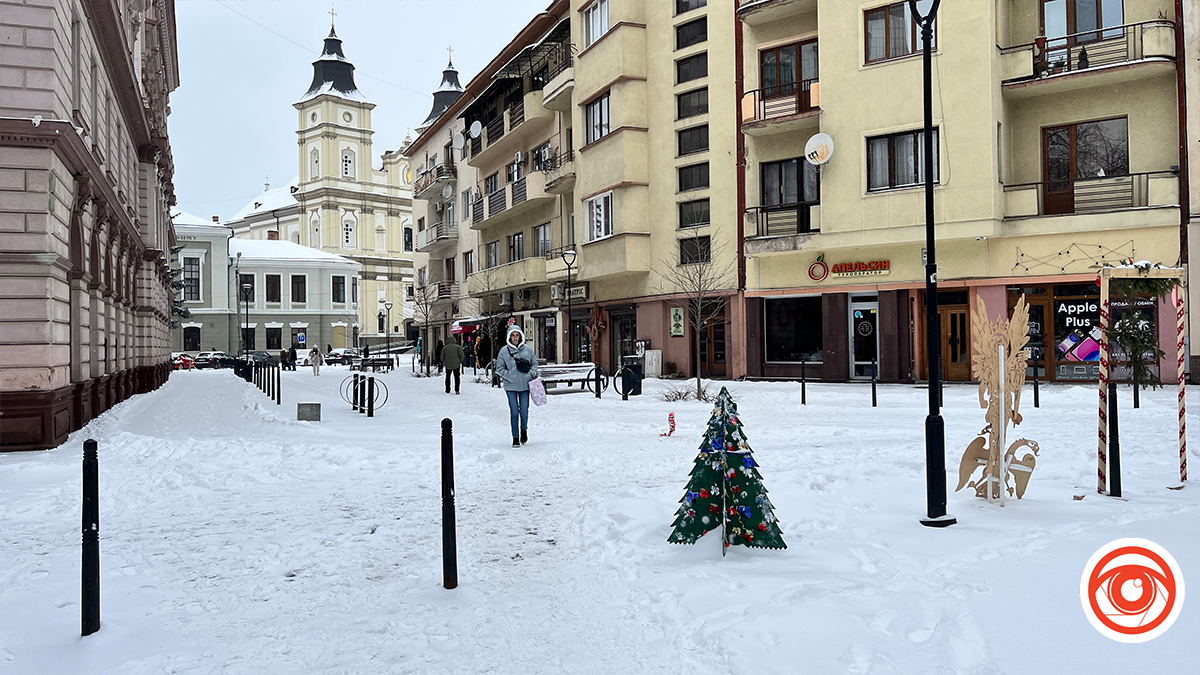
[
  {"xmin": 805, "ymin": 133, "xmax": 834, "ymax": 166},
  {"xmin": 441, "ymin": 184, "xmax": 453, "ymax": 199},
  {"xmin": 469, "ymin": 121, "xmax": 482, "ymax": 139},
  {"xmin": 452, "ymin": 132, "xmax": 465, "ymax": 150}
]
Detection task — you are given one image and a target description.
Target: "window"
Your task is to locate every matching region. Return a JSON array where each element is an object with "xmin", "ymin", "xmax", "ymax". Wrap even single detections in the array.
[
  {"xmin": 242, "ymin": 327, "xmax": 256, "ymax": 351},
  {"xmin": 676, "ymin": 52, "xmax": 708, "ymax": 84},
  {"xmin": 310, "ymin": 148, "xmax": 320, "ymax": 180},
  {"xmin": 291, "ymin": 274, "xmax": 307, "ymax": 303},
  {"xmin": 445, "ymin": 199, "xmax": 455, "ymax": 224},
  {"xmin": 404, "ymin": 227, "xmax": 413, "ymax": 251},
  {"xmin": 761, "ymin": 40, "xmax": 818, "ymax": 98},
  {"xmin": 762, "ymin": 157, "xmax": 820, "ymax": 205},
  {"xmin": 341, "ymin": 148, "xmax": 355, "ymax": 177},
  {"xmin": 461, "ymin": 190, "xmax": 473, "ymax": 220},
  {"xmin": 406, "ymin": 285, "xmax": 414, "ymax": 299},
  {"xmin": 676, "ymin": 17, "xmax": 707, "ymax": 50},
  {"xmin": 866, "ymin": 1, "xmax": 935, "ymax": 63},
  {"xmin": 486, "ymin": 172, "xmax": 500, "ymax": 195},
  {"xmin": 265, "ymin": 274, "xmax": 281, "ymax": 303},
  {"xmin": 342, "ymin": 218, "xmax": 357, "ymax": 248},
  {"xmin": 679, "ymin": 199, "xmax": 710, "ymax": 228},
  {"xmin": 463, "ymin": 251, "xmax": 475, "ymax": 276},
  {"xmin": 1041, "ymin": 0, "xmax": 1124, "ymax": 41},
  {"xmin": 486, "ymin": 241, "xmax": 500, "ymax": 268},
  {"xmin": 238, "ymin": 273, "xmax": 255, "ymax": 304},
  {"xmin": 867, "ymin": 128, "xmax": 939, "ymax": 191},
  {"xmin": 183, "ymin": 326, "xmax": 201, "ymax": 351},
  {"xmin": 310, "ymin": 212, "xmax": 320, "ymax": 245},
  {"xmin": 677, "ymin": 88, "xmax": 708, "ymax": 119},
  {"xmin": 266, "ymin": 327, "xmax": 282, "ymax": 350},
  {"xmin": 678, "ymin": 125, "xmax": 709, "ymax": 156},
  {"xmin": 533, "ymin": 223, "xmax": 552, "ymax": 257},
  {"xmin": 1043, "ymin": 117, "xmax": 1128, "ymax": 215},
  {"xmin": 182, "ymin": 257, "xmax": 200, "ymax": 301},
  {"xmin": 586, "ymin": 192, "xmax": 614, "ymax": 240},
  {"xmin": 352, "ymin": 277, "xmax": 358, "ymax": 303},
  {"xmin": 332, "ymin": 275, "xmax": 346, "ymax": 303},
  {"xmin": 676, "ymin": 0, "xmax": 706, "ymax": 14},
  {"xmin": 533, "ymin": 141, "xmax": 553, "ymax": 171},
  {"xmin": 582, "ymin": 0, "xmax": 609, "ymax": 48},
  {"xmin": 678, "ymin": 163, "xmax": 709, "ymax": 192},
  {"xmin": 507, "ymin": 158, "xmax": 524, "ymax": 183},
  {"xmin": 679, "ymin": 236, "xmax": 711, "ymax": 265},
  {"xmin": 508, "ymin": 232, "xmax": 525, "ymax": 262},
  {"xmin": 765, "ymin": 297, "xmax": 823, "ymax": 362},
  {"xmin": 586, "ymin": 93, "xmax": 611, "ymax": 144}
]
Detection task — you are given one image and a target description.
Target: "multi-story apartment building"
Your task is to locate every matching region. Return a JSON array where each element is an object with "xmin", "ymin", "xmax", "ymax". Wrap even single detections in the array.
[
  {"xmin": 1, "ymin": 0, "xmax": 181, "ymax": 451},
  {"xmin": 738, "ymin": 0, "xmax": 1186, "ymax": 384},
  {"xmin": 170, "ymin": 214, "xmax": 362, "ymax": 355},
  {"xmin": 225, "ymin": 25, "xmax": 416, "ymax": 351}
]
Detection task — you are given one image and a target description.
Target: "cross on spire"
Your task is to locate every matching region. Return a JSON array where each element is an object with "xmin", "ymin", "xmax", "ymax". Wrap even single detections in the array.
[
  {"xmin": 447, "ymin": 45, "xmax": 453, "ymax": 63},
  {"xmin": 329, "ymin": 3, "xmax": 336, "ymax": 28}
]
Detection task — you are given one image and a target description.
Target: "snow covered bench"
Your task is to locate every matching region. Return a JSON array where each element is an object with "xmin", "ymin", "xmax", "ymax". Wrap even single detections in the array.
[
  {"xmin": 538, "ymin": 362, "xmax": 605, "ymax": 391},
  {"xmin": 352, "ymin": 357, "xmax": 393, "ymax": 372}
]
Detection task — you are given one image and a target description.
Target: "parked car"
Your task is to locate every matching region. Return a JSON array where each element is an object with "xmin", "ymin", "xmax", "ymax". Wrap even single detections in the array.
[
  {"xmin": 194, "ymin": 351, "xmax": 237, "ymax": 369},
  {"xmin": 326, "ymin": 348, "xmax": 361, "ymax": 365},
  {"xmin": 244, "ymin": 351, "xmax": 280, "ymax": 366},
  {"xmin": 172, "ymin": 353, "xmax": 195, "ymax": 370}
]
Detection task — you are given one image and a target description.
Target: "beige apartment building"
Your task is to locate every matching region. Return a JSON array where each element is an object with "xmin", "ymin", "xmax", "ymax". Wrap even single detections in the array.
[
  {"xmin": 739, "ymin": 0, "xmax": 1186, "ymax": 384},
  {"xmin": 226, "ymin": 26, "xmax": 416, "ymax": 350},
  {"xmin": 1, "ymin": 0, "xmax": 180, "ymax": 450}
]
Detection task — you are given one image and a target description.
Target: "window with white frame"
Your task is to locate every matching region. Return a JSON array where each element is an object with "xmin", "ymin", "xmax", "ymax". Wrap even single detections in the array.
[
  {"xmin": 332, "ymin": 275, "xmax": 346, "ymax": 304},
  {"xmin": 290, "ymin": 274, "xmax": 306, "ymax": 303},
  {"xmin": 310, "ymin": 148, "xmax": 320, "ymax": 180},
  {"xmin": 182, "ymin": 257, "xmax": 200, "ymax": 301},
  {"xmin": 586, "ymin": 92, "xmax": 611, "ymax": 145},
  {"xmin": 341, "ymin": 148, "xmax": 355, "ymax": 178},
  {"xmin": 342, "ymin": 216, "xmax": 357, "ymax": 248},
  {"xmin": 533, "ymin": 223, "xmax": 551, "ymax": 258},
  {"xmin": 586, "ymin": 191, "xmax": 614, "ymax": 240},
  {"xmin": 583, "ymin": 0, "xmax": 609, "ymax": 48},
  {"xmin": 486, "ymin": 241, "xmax": 500, "ymax": 268}
]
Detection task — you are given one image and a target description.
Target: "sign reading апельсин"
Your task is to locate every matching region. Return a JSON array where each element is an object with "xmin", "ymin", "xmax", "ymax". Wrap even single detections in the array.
[{"xmin": 831, "ymin": 260, "xmax": 891, "ymax": 278}]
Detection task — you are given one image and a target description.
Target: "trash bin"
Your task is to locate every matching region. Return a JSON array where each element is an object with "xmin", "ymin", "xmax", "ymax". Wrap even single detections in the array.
[{"xmin": 621, "ymin": 356, "xmax": 643, "ymax": 396}]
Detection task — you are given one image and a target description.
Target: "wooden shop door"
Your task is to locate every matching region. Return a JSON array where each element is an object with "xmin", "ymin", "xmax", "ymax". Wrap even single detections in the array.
[
  {"xmin": 940, "ymin": 306, "xmax": 971, "ymax": 381},
  {"xmin": 698, "ymin": 309, "xmax": 727, "ymax": 379}
]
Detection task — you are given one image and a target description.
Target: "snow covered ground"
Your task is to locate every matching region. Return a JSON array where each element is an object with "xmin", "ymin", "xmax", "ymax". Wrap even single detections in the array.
[{"xmin": 2, "ymin": 365, "xmax": 1197, "ymax": 674}]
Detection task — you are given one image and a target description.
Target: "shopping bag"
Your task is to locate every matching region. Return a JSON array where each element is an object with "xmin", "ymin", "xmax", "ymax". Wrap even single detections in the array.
[{"xmin": 529, "ymin": 377, "xmax": 547, "ymax": 406}]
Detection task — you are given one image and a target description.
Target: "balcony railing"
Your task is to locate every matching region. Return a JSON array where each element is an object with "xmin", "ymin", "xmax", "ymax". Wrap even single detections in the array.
[
  {"xmin": 434, "ymin": 280, "xmax": 461, "ymax": 301},
  {"xmin": 1001, "ymin": 21, "xmax": 1176, "ymax": 83},
  {"xmin": 472, "ymin": 197, "xmax": 484, "ymax": 224},
  {"xmin": 747, "ymin": 202, "xmax": 819, "ymax": 237},
  {"xmin": 487, "ymin": 188, "xmax": 507, "ymax": 216},
  {"xmin": 413, "ymin": 163, "xmax": 456, "ymax": 198},
  {"xmin": 415, "ymin": 221, "xmax": 457, "ymax": 251},
  {"xmin": 742, "ymin": 79, "xmax": 818, "ymax": 125},
  {"xmin": 509, "ymin": 99, "xmax": 525, "ymax": 128},
  {"xmin": 486, "ymin": 116, "xmax": 505, "ymax": 146},
  {"xmin": 1003, "ymin": 170, "xmax": 1178, "ymax": 217},
  {"xmin": 512, "ymin": 176, "xmax": 527, "ymax": 205}
]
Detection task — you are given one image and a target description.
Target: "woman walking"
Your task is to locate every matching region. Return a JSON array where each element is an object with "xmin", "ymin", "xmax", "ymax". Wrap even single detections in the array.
[
  {"xmin": 310, "ymin": 347, "xmax": 324, "ymax": 376},
  {"xmin": 495, "ymin": 325, "xmax": 538, "ymax": 447}
]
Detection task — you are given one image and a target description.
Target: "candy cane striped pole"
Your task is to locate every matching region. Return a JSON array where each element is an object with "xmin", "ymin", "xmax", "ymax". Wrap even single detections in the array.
[
  {"xmin": 1097, "ymin": 271, "xmax": 1111, "ymax": 494},
  {"xmin": 1175, "ymin": 287, "xmax": 1188, "ymax": 483}
]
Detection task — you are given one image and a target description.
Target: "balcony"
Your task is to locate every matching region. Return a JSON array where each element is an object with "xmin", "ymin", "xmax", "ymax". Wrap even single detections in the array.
[
  {"xmin": 413, "ymin": 163, "xmax": 456, "ymax": 199},
  {"xmin": 578, "ymin": 233, "xmax": 651, "ymax": 281},
  {"xmin": 468, "ymin": 90, "xmax": 555, "ymax": 169},
  {"xmin": 470, "ymin": 171, "xmax": 554, "ymax": 230},
  {"xmin": 433, "ymin": 280, "xmax": 464, "ymax": 301},
  {"xmin": 737, "ymin": 0, "xmax": 817, "ymax": 27},
  {"xmin": 467, "ymin": 256, "xmax": 548, "ymax": 296},
  {"xmin": 743, "ymin": 202, "xmax": 821, "ymax": 255},
  {"xmin": 740, "ymin": 81, "xmax": 819, "ymax": 137},
  {"xmin": 415, "ymin": 221, "xmax": 457, "ymax": 253},
  {"xmin": 1003, "ymin": 171, "xmax": 1178, "ymax": 219},
  {"xmin": 544, "ymin": 150, "xmax": 576, "ymax": 195},
  {"xmin": 542, "ymin": 60, "xmax": 574, "ymax": 111},
  {"xmin": 1000, "ymin": 21, "xmax": 1176, "ymax": 99}
]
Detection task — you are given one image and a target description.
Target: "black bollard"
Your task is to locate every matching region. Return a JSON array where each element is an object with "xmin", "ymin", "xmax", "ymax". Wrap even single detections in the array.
[
  {"xmin": 1032, "ymin": 354, "xmax": 1040, "ymax": 408},
  {"xmin": 1108, "ymin": 381, "xmax": 1122, "ymax": 498},
  {"xmin": 801, "ymin": 359, "xmax": 807, "ymax": 405},
  {"xmin": 440, "ymin": 418, "xmax": 458, "ymax": 590},
  {"xmin": 595, "ymin": 367, "xmax": 602, "ymax": 400},
  {"xmin": 871, "ymin": 359, "xmax": 878, "ymax": 408},
  {"xmin": 275, "ymin": 364, "xmax": 281, "ymax": 406},
  {"xmin": 367, "ymin": 377, "xmax": 375, "ymax": 418},
  {"xmin": 352, "ymin": 373, "xmax": 359, "ymax": 411},
  {"xmin": 82, "ymin": 439, "xmax": 100, "ymax": 636},
  {"xmin": 1133, "ymin": 378, "xmax": 1140, "ymax": 410},
  {"xmin": 358, "ymin": 373, "xmax": 366, "ymax": 414}
]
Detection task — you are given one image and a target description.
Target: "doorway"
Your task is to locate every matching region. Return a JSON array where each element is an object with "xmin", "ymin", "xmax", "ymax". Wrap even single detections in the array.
[
  {"xmin": 939, "ymin": 306, "xmax": 971, "ymax": 381},
  {"xmin": 610, "ymin": 311, "xmax": 636, "ymax": 373},
  {"xmin": 849, "ymin": 295, "xmax": 879, "ymax": 379},
  {"xmin": 698, "ymin": 306, "xmax": 727, "ymax": 378},
  {"xmin": 183, "ymin": 326, "xmax": 201, "ymax": 352}
]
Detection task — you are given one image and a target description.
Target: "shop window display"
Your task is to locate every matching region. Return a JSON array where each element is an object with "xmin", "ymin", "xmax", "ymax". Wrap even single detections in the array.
[{"xmin": 765, "ymin": 297, "xmax": 823, "ymax": 362}]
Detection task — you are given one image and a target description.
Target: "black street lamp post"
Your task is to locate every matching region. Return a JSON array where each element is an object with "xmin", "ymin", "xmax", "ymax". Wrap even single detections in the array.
[
  {"xmin": 241, "ymin": 283, "xmax": 252, "ymax": 360},
  {"xmin": 234, "ymin": 251, "xmax": 243, "ymax": 357},
  {"xmin": 384, "ymin": 301, "xmax": 393, "ymax": 370},
  {"xmin": 561, "ymin": 249, "xmax": 577, "ymax": 363},
  {"xmin": 911, "ymin": 0, "xmax": 956, "ymax": 528}
]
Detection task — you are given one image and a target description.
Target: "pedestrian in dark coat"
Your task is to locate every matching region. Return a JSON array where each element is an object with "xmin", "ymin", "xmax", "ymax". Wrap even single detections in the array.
[
  {"xmin": 441, "ymin": 337, "xmax": 465, "ymax": 394},
  {"xmin": 434, "ymin": 339, "xmax": 445, "ymax": 374},
  {"xmin": 289, "ymin": 346, "xmax": 298, "ymax": 371}
]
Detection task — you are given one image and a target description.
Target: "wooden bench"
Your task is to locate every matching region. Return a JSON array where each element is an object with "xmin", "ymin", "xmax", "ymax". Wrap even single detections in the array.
[
  {"xmin": 537, "ymin": 362, "xmax": 604, "ymax": 391},
  {"xmin": 352, "ymin": 357, "xmax": 393, "ymax": 372}
]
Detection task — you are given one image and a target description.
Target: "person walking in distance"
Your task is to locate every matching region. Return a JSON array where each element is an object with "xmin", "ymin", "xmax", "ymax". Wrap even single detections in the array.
[
  {"xmin": 441, "ymin": 336, "xmax": 465, "ymax": 394},
  {"xmin": 495, "ymin": 325, "xmax": 538, "ymax": 447},
  {"xmin": 310, "ymin": 347, "xmax": 324, "ymax": 376},
  {"xmin": 434, "ymin": 339, "xmax": 445, "ymax": 375},
  {"xmin": 289, "ymin": 344, "xmax": 298, "ymax": 371}
]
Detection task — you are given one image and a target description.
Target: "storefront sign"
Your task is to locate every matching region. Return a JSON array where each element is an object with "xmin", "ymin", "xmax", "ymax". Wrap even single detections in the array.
[
  {"xmin": 670, "ymin": 308, "xmax": 685, "ymax": 337},
  {"xmin": 831, "ymin": 260, "xmax": 891, "ymax": 278},
  {"xmin": 808, "ymin": 254, "xmax": 829, "ymax": 281},
  {"xmin": 1054, "ymin": 299, "xmax": 1100, "ymax": 364}
]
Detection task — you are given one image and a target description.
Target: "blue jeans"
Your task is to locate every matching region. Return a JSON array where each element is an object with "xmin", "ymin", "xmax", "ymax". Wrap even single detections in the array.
[{"xmin": 506, "ymin": 390, "xmax": 530, "ymax": 439}]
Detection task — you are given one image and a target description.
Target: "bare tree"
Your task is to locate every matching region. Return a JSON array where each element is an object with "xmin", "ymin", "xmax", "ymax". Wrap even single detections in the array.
[
  {"xmin": 411, "ymin": 273, "xmax": 437, "ymax": 376},
  {"xmin": 656, "ymin": 237, "xmax": 736, "ymax": 399}
]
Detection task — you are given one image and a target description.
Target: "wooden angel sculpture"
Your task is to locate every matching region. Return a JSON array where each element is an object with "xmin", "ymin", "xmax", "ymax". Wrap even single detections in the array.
[{"xmin": 955, "ymin": 295, "xmax": 1041, "ymax": 504}]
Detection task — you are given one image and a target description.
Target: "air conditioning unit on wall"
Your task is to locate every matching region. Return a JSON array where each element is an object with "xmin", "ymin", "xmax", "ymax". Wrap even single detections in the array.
[
  {"xmin": 550, "ymin": 284, "xmax": 564, "ymax": 300},
  {"xmin": 434, "ymin": 202, "xmax": 444, "ymax": 213},
  {"xmin": 499, "ymin": 292, "xmax": 513, "ymax": 306},
  {"xmin": 516, "ymin": 289, "xmax": 532, "ymax": 302}
]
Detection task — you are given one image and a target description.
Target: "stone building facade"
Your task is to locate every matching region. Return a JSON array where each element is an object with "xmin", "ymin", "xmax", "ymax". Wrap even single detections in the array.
[{"xmin": 1, "ymin": 0, "xmax": 180, "ymax": 451}]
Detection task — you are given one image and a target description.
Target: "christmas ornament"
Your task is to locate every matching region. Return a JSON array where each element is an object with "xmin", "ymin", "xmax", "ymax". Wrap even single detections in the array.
[{"xmin": 659, "ymin": 412, "xmax": 676, "ymax": 437}]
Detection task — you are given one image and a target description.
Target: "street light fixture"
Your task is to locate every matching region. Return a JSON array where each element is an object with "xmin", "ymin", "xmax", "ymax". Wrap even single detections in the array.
[
  {"xmin": 384, "ymin": 301, "xmax": 393, "ymax": 370},
  {"xmin": 241, "ymin": 282, "xmax": 253, "ymax": 360},
  {"xmin": 561, "ymin": 248, "xmax": 577, "ymax": 363},
  {"xmin": 910, "ymin": 0, "xmax": 956, "ymax": 528}
]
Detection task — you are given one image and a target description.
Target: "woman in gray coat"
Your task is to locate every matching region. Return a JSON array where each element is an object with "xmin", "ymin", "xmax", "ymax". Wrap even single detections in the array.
[{"xmin": 495, "ymin": 324, "xmax": 538, "ymax": 447}]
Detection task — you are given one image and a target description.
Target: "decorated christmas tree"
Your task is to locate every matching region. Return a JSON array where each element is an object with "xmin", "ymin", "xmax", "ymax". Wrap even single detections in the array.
[{"xmin": 668, "ymin": 387, "xmax": 786, "ymax": 554}]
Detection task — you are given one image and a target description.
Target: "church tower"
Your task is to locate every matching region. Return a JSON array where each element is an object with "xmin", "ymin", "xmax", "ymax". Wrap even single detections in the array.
[{"xmin": 289, "ymin": 18, "xmax": 414, "ymax": 350}]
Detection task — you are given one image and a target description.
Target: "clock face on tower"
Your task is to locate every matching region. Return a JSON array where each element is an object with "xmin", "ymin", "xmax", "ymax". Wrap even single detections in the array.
[
  {"xmin": 310, "ymin": 112, "xmax": 318, "ymax": 125},
  {"xmin": 343, "ymin": 112, "xmax": 352, "ymax": 123}
]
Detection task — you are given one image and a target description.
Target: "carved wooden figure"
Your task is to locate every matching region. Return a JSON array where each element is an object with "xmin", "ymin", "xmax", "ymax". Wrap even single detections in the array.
[{"xmin": 955, "ymin": 295, "xmax": 1041, "ymax": 504}]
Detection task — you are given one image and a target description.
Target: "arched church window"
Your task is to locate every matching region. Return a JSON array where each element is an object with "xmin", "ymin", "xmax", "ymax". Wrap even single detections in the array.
[
  {"xmin": 341, "ymin": 149, "xmax": 355, "ymax": 178},
  {"xmin": 310, "ymin": 148, "xmax": 320, "ymax": 180},
  {"xmin": 342, "ymin": 217, "xmax": 357, "ymax": 248},
  {"xmin": 310, "ymin": 212, "xmax": 320, "ymax": 245}
]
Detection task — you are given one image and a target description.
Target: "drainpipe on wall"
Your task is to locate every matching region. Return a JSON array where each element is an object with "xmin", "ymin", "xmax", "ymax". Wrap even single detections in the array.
[
  {"xmin": 1174, "ymin": 0, "xmax": 1192, "ymax": 380},
  {"xmin": 734, "ymin": 3, "xmax": 748, "ymax": 379}
]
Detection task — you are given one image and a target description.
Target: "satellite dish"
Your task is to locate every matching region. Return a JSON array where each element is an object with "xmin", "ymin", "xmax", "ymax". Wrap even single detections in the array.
[
  {"xmin": 441, "ymin": 184, "xmax": 453, "ymax": 199},
  {"xmin": 469, "ymin": 121, "xmax": 482, "ymax": 139},
  {"xmin": 452, "ymin": 132, "xmax": 465, "ymax": 150},
  {"xmin": 805, "ymin": 133, "xmax": 834, "ymax": 166}
]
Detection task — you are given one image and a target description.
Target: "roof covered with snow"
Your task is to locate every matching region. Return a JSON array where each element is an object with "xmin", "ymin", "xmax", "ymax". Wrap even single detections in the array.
[
  {"xmin": 417, "ymin": 59, "xmax": 465, "ymax": 131},
  {"xmin": 229, "ymin": 238, "xmax": 358, "ymax": 265},
  {"xmin": 228, "ymin": 178, "xmax": 301, "ymax": 222},
  {"xmin": 299, "ymin": 27, "xmax": 369, "ymax": 104},
  {"xmin": 171, "ymin": 210, "xmax": 222, "ymax": 227}
]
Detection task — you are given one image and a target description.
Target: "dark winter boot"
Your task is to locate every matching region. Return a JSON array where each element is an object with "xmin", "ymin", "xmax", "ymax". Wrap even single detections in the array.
[
  {"xmin": 512, "ymin": 437, "xmax": 521, "ymax": 448},
  {"xmin": 520, "ymin": 429, "xmax": 528, "ymax": 444}
]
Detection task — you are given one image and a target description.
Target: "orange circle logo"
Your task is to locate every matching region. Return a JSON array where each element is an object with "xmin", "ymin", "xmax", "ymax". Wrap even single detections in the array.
[
  {"xmin": 808, "ymin": 254, "xmax": 828, "ymax": 282},
  {"xmin": 1080, "ymin": 539, "xmax": 1185, "ymax": 642}
]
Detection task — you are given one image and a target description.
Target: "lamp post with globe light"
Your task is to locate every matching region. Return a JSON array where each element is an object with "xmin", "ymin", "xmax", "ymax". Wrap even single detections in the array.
[
  {"xmin": 384, "ymin": 301, "xmax": 393, "ymax": 370},
  {"xmin": 561, "ymin": 249, "xmax": 577, "ymax": 363},
  {"xmin": 241, "ymin": 283, "xmax": 252, "ymax": 362}
]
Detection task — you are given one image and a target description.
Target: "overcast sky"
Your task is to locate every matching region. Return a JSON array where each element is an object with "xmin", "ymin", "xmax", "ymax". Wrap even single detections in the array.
[{"xmin": 170, "ymin": 0, "xmax": 549, "ymax": 221}]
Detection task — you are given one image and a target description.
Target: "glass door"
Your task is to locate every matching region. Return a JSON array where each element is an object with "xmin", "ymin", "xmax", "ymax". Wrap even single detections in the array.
[{"xmin": 849, "ymin": 296, "xmax": 879, "ymax": 379}]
